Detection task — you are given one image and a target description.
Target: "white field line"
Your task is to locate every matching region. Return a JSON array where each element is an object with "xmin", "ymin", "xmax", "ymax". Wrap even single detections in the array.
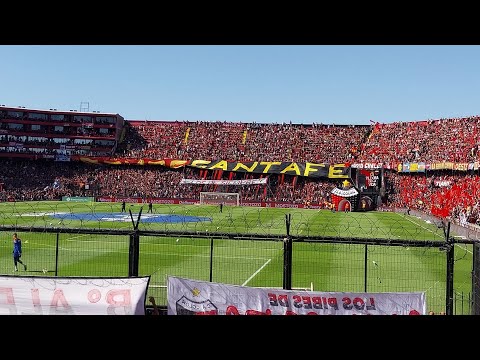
[
  {"xmin": 402, "ymin": 215, "xmax": 444, "ymax": 240},
  {"xmin": 28, "ymin": 242, "xmax": 70, "ymax": 251},
  {"xmin": 242, "ymin": 258, "xmax": 272, "ymax": 286},
  {"xmin": 453, "ymin": 243, "xmax": 473, "ymax": 255},
  {"xmin": 38, "ymin": 243, "xmax": 69, "ymax": 251},
  {"xmin": 65, "ymin": 234, "xmax": 91, "ymax": 242},
  {"xmin": 403, "ymin": 216, "xmax": 472, "ymax": 254},
  {"xmin": 30, "ymin": 234, "xmax": 91, "ymax": 251}
]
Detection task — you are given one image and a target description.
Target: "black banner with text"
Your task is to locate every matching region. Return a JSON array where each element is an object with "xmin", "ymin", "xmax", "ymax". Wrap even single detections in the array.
[
  {"xmin": 189, "ymin": 160, "xmax": 350, "ymax": 179},
  {"xmin": 76, "ymin": 156, "xmax": 350, "ymax": 179}
]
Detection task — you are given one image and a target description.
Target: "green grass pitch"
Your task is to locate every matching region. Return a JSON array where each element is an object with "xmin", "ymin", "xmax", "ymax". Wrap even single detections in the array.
[{"xmin": 0, "ymin": 201, "xmax": 474, "ymax": 314}]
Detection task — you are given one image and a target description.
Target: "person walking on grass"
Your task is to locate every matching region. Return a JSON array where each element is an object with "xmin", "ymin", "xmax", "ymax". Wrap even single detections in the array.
[{"xmin": 13, "ymin": 233, "xmax": 27, "ymax": 272}]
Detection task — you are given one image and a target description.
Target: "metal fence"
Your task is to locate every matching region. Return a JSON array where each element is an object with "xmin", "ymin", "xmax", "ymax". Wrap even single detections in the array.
[{"xmin": 0, "ymin": 217, "xmax": 478, "ymax": 315}]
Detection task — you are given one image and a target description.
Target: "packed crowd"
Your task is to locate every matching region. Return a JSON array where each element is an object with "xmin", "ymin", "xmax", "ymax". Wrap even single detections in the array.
[
  {"xmin": 0, "ymin": 159, "xmax": 339, "ymax": 207},
  {"xmin": 357, "ymin": 116, "xmax": 480, "ymax": 164},
  {"xmin": 118, "ymin": 115, "xmax": 480, "ymax": 165},
  {"xmin": 120, "ymin": 121, "xmax": 370, "ymax": 163},
  {"xmin": 3, "ymin": 115, "xmax": 480, "ymax": 225},
  {"xmin": 385, "ymin": 171, "xmax": 480, "ymax": 225},
  {"xmin": 0, "ymin": 160, "xmax": 91, "ymax": 201},
  {"xmin": 4, "ymin": 114, "xmax": 480, "ymax": 166}
]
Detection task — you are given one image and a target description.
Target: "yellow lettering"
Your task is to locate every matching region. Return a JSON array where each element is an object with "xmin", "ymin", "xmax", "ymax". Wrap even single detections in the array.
[
  {"xmin": 260, "ymin": 162, "xmax": 282, "ymax": 173},
  {"xmin": 232, "ymin": 162, "xmax": 259, "ymax": 172},
  {"xmin": 191, "ymin": 160, "xmax": 212, "ymax": 169},
  {"xmin": 304, "ymin": 162, "xmax": 326, "ymax": 177},
  {"xmin": 281, "ymin": 163, "xmax": 301, "ymax": 175},
  {"xmin": 328, "ymin": 164, "xmax": 349, "ymax": 178},
  {"xmin": 209, "ymin": 160, "xmax": 228, "ymax": 170}
]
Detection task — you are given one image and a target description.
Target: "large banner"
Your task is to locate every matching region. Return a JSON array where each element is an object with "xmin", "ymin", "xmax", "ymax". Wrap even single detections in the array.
[
  {"xmin": 179, "ymin": 178, "xmax": 268, "ymax": 185},
  {"xmin": 167, "ymin": 276, "xmax": 426, "ymax": 315},
  {"xmin": 76, "ymin": 156, "xmax": 349, "ymax": 179},
  {"xmin": 398, "ymin": 161, "xmax": 474, "ymax": 173},
  {"xmin": 0, "ymin": 276, "xmax": 149, "ymax": 315},
  {"xmin": 62, "ymin": 196, "xmax": 95, "ymax": 202},
  {"xmin": 188, "ymin": 160, "xmax": 349, "ymax": 179}
]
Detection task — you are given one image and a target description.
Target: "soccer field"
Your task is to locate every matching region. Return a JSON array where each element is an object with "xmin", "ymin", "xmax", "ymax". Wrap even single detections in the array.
[{"xmin": 0, "ymin": 201, "xmax": 474, "ymax": 314}]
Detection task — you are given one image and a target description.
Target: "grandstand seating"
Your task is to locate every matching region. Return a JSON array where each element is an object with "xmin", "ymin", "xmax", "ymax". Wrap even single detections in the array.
[
  {"xmin": 3, "ymin": 114, "xmax": 480, "ymax": 225},
  {"xmin": 122, "ymin": 121, "xmax": 369, "ymax": 163}
]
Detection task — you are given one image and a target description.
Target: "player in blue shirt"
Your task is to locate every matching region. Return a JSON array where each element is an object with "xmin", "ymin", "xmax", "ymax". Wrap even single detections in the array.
[{"xmin": 13, "ymin": 233, "xmax": 27, "ymax": 272}]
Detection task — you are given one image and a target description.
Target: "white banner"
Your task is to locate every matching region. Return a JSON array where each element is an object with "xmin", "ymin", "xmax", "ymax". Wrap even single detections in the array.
[
  {"xmin": 180, "ymin": 178, "xmax": 268, "ymax": 186},
  {"xmin": 331, "ymin": 187, "xmax": 359, "ymax": 197},
  {"xmin": 433, "ymin": 180, "xmax": 451, "ymax": 187},
  {"xmin": 167, "ymin": 276, "xmax": 426, "ymax": 315},
  {"xmin": 351, "ymin": 163, "xmax": 383, "ymax": 169},
  {"xmin": 54, "ymin": 154, "xmax": 71, "ymax": 162},
  {"xmin": 0, "ymin": 276, "xmax": 150, "ymax": 315}
]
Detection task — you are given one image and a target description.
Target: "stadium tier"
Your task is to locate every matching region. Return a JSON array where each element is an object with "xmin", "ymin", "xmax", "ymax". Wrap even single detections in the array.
[{"xmin": 0, "ymin": 105, "xmax": 124, "ymax": 159}]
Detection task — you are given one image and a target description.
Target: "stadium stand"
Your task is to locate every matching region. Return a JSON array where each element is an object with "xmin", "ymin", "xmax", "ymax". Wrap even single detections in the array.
[{"xmin": 2, "ymin": 106, "xmax": 480, "ymax": 226}]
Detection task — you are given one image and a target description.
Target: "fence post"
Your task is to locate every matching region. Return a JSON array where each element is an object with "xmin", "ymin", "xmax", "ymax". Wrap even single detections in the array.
[
  {"xmin": 209, "ymin": 237, "xmax": 214, "ymax": 282},
  {"xmin": 364, "ymin": 244, "xmax": 368, "ymax": 292},
  {"xmin": 129, "ymin": 232, "xmax": 140, "ymax": 277},
  {"xmin": 283, "ymin": 214, "xmax": 292, "ymax": 290},
  {"xmin": 55, "ymin": 232, "xmax": 59, "ymax": 277},
  {"xmin": 128, "ymin": 208, "xmax": 142, "ymax": 277},
  {"xmin": 473, "ymin": 242, "xmax": 480, "ymax": 315},
  {"xmin": 445, "ymin": 222, "xmax": 454, "ymax": 315}
]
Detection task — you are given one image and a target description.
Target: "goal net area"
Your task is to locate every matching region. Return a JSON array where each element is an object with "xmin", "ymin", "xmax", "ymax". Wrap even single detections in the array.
[
  {"xmin": 179, "ymin": 177, "xmax": 269, "ymax": 206},
  {"xmin": 200, "ymin": 192, "xmax": 240, "ymax": 206}
]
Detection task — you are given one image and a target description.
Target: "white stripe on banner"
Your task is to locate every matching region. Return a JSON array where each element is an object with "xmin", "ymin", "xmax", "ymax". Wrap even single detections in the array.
[
  {"xmin": 180, "ymin": 178, "xmax": 268, "ymax": 185},
  {"xmin": 0, "ymin": 276, "xmax": 150, "ymax": 315},
  {"xmin": 167, "ymin": 276, "xmax": 426, "ymax": 315},
  {"xmin": 331, "ymin": 187, "xmax": 359, "ymax": 197}
]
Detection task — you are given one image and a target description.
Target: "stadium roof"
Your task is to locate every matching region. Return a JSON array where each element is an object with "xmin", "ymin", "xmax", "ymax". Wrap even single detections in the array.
[{"xmin": 0, "ymin": 105, "xmax": 120, "ymax": 117}]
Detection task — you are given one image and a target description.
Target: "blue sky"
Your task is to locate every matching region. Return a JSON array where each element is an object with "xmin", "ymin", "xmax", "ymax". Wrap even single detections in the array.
[{"xmin": 1, "ymin": 45, "xmax": 479, "ymax": 125}]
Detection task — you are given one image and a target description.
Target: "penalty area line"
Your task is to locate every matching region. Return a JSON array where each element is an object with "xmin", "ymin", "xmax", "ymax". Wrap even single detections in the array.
[
  {"xmin": 402, "ymin": 215, "xmax": 444, "ymax": 240},
  {"xmin": 403, "ymin": 215, "xmax": 473, "ymax": 254},
  {"xmin": 242, "ymin": 258, "xmax": 272, "ymax": 286}
]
